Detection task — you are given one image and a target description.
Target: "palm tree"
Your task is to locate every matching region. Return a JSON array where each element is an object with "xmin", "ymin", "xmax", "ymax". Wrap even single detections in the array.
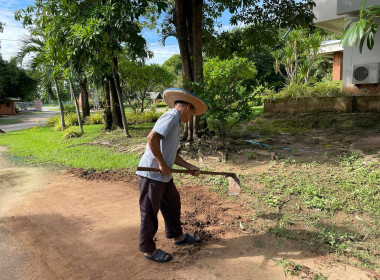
[
  {"xmin": 303, "ymin": 33, "xmax": 323, "ymax": 84},
  {"xmin": 17, "ymin": 33, "xmax": 66, "ymax": 129}
]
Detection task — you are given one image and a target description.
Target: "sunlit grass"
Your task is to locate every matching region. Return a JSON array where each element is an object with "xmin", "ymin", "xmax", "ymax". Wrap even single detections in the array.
[
  {"xmin": 0, "ymin": 118, "xmax": 23, "ymax": 125},
  {"xmin": 0, "ymin": 125, "xmax": 140, "ymax": 170}
]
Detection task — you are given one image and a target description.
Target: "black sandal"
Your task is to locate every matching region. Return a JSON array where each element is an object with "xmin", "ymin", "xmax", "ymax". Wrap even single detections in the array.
[
  {"xmin": 174, "ymin": 233, "xmax": 201, "ymax": 245},
  {"xmin": 144, "ymin": 249, "xmax": 172, "ymax": 263}
]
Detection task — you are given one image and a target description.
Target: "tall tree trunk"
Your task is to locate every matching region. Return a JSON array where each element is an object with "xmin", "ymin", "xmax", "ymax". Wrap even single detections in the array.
[
  {"xmin": 185, "ymin": 3, "xmax": 194, "ymax": 142},
  {"xmin": 78, "ymin": 77, "xmax": 90, "ymax": 119},
  {"xmin": 175, "ymin": 0, "xmax": 193, "ymax": 141},
  {"xmin": 69, "ymin": 79, "xmax": 83, "ymax": 133},
  {"xmin": 109, "ymin": 76, "xmax": 123, "ymax": 129},
  {"xmin": 103, "ymin": 79, "xmax": 112, "ymax": 130},
  {"xmin": 53, "ymin": 77, "xmax": 65, "ymax": 130},
  {"xmin": 140, "ymin": 96, "xmax": 145, "ymax": 113},
  {"xmin": 174, "ymin": 0, "xmax": 205, "ymax": 142},
  {"xmin": 112, "ymin": 57, "xmax": 130, "ymax": 137},
  {"xmin": 191, "ymin": 0, "xmax": 204, "ymax": 141},
  {"xmin": 175, "ymin": 0, "xmax": 194, "ymax": 84}
]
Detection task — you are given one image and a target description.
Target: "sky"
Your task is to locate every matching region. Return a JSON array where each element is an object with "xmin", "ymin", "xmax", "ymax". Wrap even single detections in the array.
[{"xmin": 0, "ymin": 0, "xmax": 232, "ymax": 66}]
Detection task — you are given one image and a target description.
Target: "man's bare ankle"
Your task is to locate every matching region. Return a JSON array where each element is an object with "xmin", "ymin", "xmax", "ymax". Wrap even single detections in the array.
[
  {"xmin": 173, "ymin": 233, "xmax": 186, "ymax": 242},
  {"xmin": 144, "ymin": 249, "xmax": 157, "ymax": 257}
]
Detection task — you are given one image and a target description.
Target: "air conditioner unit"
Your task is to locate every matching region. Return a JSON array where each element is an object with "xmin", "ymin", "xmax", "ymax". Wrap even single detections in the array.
[{"xmin": 352, "ymin": 63, "xmax": 380, "ymax": 84}]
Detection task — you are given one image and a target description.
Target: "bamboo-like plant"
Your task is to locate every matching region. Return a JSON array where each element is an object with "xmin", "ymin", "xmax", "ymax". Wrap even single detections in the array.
[{"xmin": 272, "ymin": 29, "xmax": 323, "ymax": 84}]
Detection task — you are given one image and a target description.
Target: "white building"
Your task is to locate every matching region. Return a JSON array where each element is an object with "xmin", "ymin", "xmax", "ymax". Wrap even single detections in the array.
[{"xmin": 314, "ymin": 0, "xmax": 380, "ymax": 95}]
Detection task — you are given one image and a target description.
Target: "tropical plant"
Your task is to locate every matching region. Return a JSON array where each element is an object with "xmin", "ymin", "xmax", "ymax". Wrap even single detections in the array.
[
  {"xmin": 342, "ymin": 0, "xmax": 380, "ymax": 53},
  {"xmin": 125, "ymin": 111, "xmax": 163, "ymax": 125},
  {"xmin": 15, "ymin": 21, "xmax": 67, "ymax": 130},
  {"xmin": 84, "ymin": 114, "xmax": 104, "ymax": 125},
  {"xmin": 196, "ymin": 56, "xmax": 257, "ymax": 151},
  {"xmin": 273, "ymin": 29, "xmax": 324, "ymax": 85},
  {"xmin": 277, "ymin": 78, "xmax": 342, "ymax": 99},
  {"xmin": 63, "ymin": 127, "xmax": 82, "ymax": 139}
]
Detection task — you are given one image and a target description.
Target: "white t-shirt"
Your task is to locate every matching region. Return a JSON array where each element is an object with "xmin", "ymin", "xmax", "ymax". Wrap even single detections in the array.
[{"xmin": 136, "ymin": 109, "xmax": 181, "ymax": 182}]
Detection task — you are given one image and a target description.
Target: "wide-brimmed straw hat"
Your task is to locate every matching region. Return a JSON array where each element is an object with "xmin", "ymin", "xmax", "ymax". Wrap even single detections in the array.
[{"xmin": 163, "ymin": 88, "xmax": 208, "ymax": 116}]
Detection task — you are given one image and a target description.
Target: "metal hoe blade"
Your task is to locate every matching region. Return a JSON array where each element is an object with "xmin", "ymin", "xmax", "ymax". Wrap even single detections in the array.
[{"xmin": 228, "ymin": 175, "xmax": 241, "ymax": 196}]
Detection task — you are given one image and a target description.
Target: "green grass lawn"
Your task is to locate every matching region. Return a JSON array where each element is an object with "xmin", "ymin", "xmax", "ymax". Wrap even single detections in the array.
[
  {"xmin": 0, "ymin": 125, "xmax": 140, "ymax": 170},
  {"xmin": 0, "ymin": 118, "xmax": 23, "ymax": 125}
]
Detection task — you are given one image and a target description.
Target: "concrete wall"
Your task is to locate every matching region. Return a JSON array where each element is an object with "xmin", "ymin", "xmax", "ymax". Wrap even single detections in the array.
[
  {"xmin": 353, "ymin": 96, "xmax": 380, "ymax": 111},
  {"xmin": 264, "ymin": 97, "xmax": 352, "ymax": 113},
  {"xmin": 314, "ymin": 0, "xmax": 345, "ymax": 33},
  {"xmin": 264, "ymin": 96, "xmax": 380, "ymax": 113},
  {"xmin": 337, "ymin": 0, "xmax": 380, "ymax": 15},
  {"xmin": 314, "ymin": 0, "xmax": 338, "ymax": 23},
  {"xmin": 342, "ymin": 18, "xmax": 380, "ymax": 94}
]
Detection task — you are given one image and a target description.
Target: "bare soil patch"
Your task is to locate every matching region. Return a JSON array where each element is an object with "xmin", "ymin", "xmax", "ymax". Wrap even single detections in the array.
[{"xmin": 0, "ymin": 164, "xmax": 378, "ymax": 279}]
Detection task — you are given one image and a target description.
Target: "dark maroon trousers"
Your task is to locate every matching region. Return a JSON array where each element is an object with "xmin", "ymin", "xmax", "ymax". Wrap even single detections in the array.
[{"xmin": 138, "ymin": 176, "xmax": 183, "ymax": 253}]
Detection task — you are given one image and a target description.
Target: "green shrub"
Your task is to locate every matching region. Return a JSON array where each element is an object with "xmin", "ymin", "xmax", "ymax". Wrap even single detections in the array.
[
  {"xmin": 157, "ymin": 102, "xmax": 167, "ymax": 108},
  {"xmin": 65, "ymin": 113, "xmax": 79, "ymax": 127},
  {"xmin": 84, "ymin": 113, "xmax": 104, "ymax": 125},
  {"xmin": 310, "ymin": 80, "xmax": 342, "ymax": 97},
  {"xmin": 47, "ymin": 115, "xmax": 61, "ymax": 127},
  {"xmin": 63, "ymin": 104, "xmax": 76, "ymax": 113},
  {"xmin": 54, "ymin": 123, "xmax": 63, "ymax": 131},
  {"xmin": 277, "ymin": 80, "xmax": 342, "ymax": 99},
  {"xmin": 254, "ymin": 85, "xmax": 277, "ymax": 103},
  {"xmin": 63, "ymin": 127, "xmax": 82, "ymax": 138},
  {"xmin": 48, "ymin": 113, "xmax": 79, "ymax": 128},
  {"xmin": 278, "ymin": 82, "xmax": 311, "ymax": 99},
  {"xmin": 48, "ymin": 111, "xmax": 160, "ymax": 128},
  {"xmin": 125, "ymin": 111, "xmax": 163, "ymax": 125}
]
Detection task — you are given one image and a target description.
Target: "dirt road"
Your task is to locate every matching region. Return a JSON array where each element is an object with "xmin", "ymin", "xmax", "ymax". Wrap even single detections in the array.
[{"xmin": 0, "ymin": 148, "xmax": 378, "ymax": 280}]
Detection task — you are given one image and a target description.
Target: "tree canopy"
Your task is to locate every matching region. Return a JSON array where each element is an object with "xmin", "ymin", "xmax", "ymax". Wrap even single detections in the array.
[
  {"xmin": 162, "ymin": 54, "xmax": 183, "ymax": 88},
  {"xmin": 158, "ymin": 0, "xmax": 316, "ymax": 140},
  {"xmin": 119, "ymin": 60, "xmax": 173, "ymax": 112},
  {"xmin": 195, "ymin": 56, "xmax": 257, "ymax": 148},
  {"xmin": 15, "ymin": 0, "xmax": 168, "ymax": 134},
  {"xmin": 0, "ymin": 58, "xmax": 37, "ymax": 102}
]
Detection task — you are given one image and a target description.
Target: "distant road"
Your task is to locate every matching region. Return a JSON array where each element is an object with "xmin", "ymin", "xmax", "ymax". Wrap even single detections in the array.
[{"xmin": 0, "ymin": 108, "xmax": 59, "ymax": 132}]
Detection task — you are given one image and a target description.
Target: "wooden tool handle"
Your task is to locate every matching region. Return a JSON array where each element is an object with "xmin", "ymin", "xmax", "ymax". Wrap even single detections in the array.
[{"xmin": 136, "ymin": 167, "xmax": 236, "ymax": 177}]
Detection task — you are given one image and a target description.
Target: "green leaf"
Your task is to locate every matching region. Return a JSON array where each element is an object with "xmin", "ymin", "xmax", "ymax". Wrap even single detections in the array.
[
  {"xmin": 360, "ymin": 0, "xmax": 368, "ymax": 16},
  {"xmin": 342, "ymin": 22, "xmax": 358, "ymax": 47},
  {"xmin": 367, "ymin": 31, "xmax": 375, "ymax": 50},
  {"xmin": 371, "ymin": 22, "xmax": 378, "ymax": 33},
  {"xmin": 356, "ymin": 20, "xmax": 365, "ymax": 42},
  {"xmin": 350, "ymin": 27, "xmax": 361, "ymax": 46},
  {"xmin": 359, "ymin": 33, "xmax": 367, "ymax": 52}
]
